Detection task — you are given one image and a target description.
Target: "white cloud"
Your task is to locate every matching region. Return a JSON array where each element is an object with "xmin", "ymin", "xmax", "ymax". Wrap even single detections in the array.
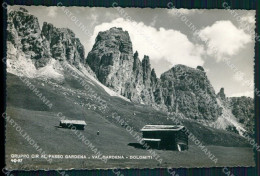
[
  {"xmin": 46, "ymin": 7, "xmax": 58, "ymax": 18},
  {"xmin": 87, "ymin": 18, "xmax": 204, "ymax": 69},
  {"xmin": 168, "ymin": 8, "xmax": 204, "ymax": 16},
  {"xmin": 197, "ymin": 21, "xmax": 252, "ymax": 61},
  {"xmin": 238, "ymin": 12, "xmax": 255, "ymax": 37},
  {"xmin": 231, "ymin": 91, "xmax": 254, "ymax": 98},
  {"xmin": 241, "ymin": 13, "xmax": 255, "ymax": 24},
  {"xmin": 150, "ymin": 15, "xmax": 158, "ymax": 27}
]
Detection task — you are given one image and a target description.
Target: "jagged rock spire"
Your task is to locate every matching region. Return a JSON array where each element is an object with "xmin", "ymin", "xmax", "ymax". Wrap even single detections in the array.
[{"xmin": 217, "ymin": 87, "xmax": 226, "ymax": 100}]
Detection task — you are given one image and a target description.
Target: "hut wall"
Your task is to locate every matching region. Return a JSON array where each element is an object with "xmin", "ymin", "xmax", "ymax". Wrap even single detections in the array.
[
  {"xmin": 142, "ymin": 130, "xmax": 188, "ymax": 150},
  {"xmin": 60, "ymin": 123, "xmax": 85, "ymax": 130}
]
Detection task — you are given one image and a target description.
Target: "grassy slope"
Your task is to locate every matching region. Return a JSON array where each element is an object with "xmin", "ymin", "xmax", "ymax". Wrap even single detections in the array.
[{"xmin": 5, "ymin": 72, "xmax": 255, "ymax": 169}]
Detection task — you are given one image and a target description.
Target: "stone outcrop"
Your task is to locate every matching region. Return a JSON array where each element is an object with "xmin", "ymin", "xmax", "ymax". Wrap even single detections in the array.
[
  {"xmin": 216, "ymin": 88, "xmax": 254, "ymax": 135},
  {"xmin": 41, "ymin": 22, "xmax": 85, "ymax": 66},
  {"xmin": 7, "ymin": 7, "xmax": 51, "ymax": 67},
  {"xmin": 229, "ymin": 96, "xmax": 254, "ymax": 135},
  {"xmin": 86, "ymin": 28, "xmax": 158, "ymax": 105},
  {"xmin": 7, "ymin": 7, "xmax": 94, "ymax": 78},
  {"xmin": 160, "ymin": 65, "xmax": 222, "ymax": 120},
  {"xmin": 217, "ymin": 88, "xmax": 226, "ymax": 100},
  {"xmin": 8, "ymin": 9, "xmax": 253, "ymax": 126},
  {"xmin": 86, "ymin": 27, "xmax": 222, "ymax": 120}
]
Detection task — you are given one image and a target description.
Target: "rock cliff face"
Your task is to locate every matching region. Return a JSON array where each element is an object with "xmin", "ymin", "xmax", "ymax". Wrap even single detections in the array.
[
  {"xmin": 160, "ymin": 65, "xmax": 222, "ymax": 120},
  {"xmin": 7, "ymin": 9, "xmax": 253, "ymax": 128},
  {"xmin": 86, "ymin": 27, "xmax": 134, "ymax": 92},
  {"xmin": 41, "ymin": 22, "xmax": 85, "ymax": 66},
  {"xmin": 7, "ymin": 7, "xmax": 96, "ymax": 77},
  {"xmin": 217, "ymin": 87, "xmax": 226, "ymax": 100},
  {"xmin": 216, "ymin": 88, "xmax": 254, "ymax": 135},
  {"xmin": 87, "ymin": 28, "xmax": 222, "ymax": 120},
  {"xmin": 229, "ymin": 96, "xmax": 254, "ymax": 135},
  {"xmin": 7, "ymin": 7, "xmax": 51, "ymax": 67},
  {"xmin": 86, "ymin": 28, "xmax": 158, "ymax": 105}
]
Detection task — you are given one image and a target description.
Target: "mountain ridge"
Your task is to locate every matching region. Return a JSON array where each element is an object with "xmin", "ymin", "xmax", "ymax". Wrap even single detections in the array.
[
  {"xmin": 86, "ymin": 27, "xmax": 223, "ymax": 121},
  {"xmin": 6, "ymin": 7, "xmax": 254, "ymax": 136}
]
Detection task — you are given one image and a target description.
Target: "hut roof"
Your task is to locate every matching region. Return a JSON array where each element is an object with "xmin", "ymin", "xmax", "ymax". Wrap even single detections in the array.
[
  {"xmin": 142, "ymin": 138, "xmax": 161, "ymax": 141},
  {"xmin": 141, "ymin": 125, "xmax": 184, "ymax": 131},
  {"xmin": 60, "ymin": 120, "xmax": 87, "ymax": 126}
]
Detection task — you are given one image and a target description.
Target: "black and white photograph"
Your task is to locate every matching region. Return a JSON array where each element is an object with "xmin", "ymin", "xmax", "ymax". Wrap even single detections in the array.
[{"xmin": 4, "ymin": 3, "xmax": 257, "ymax": 170}]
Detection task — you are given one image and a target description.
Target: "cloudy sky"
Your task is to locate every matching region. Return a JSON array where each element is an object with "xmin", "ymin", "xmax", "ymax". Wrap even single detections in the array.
[{"xmin": 10, "ymin": 5, "xmax": 255, "ymax": 98}]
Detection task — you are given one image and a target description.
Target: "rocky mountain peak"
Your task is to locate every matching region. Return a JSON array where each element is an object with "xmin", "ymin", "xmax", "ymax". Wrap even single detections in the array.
[
  {"xmin": 8, "ymin": 7, "xmax": 41, "ymax": 38},
  {"xmin": 19, "ymin": 7, "xmax": 29, "ymax": 13},
  {"xmin": 160, "ymin": 64, "xmax": 221, "ymax": 120},
  {"xmin": 133, "ymin": 51, "xmax": 141, "ymax": 72},
  {"xmin": 87, "ymin": 27, "xmax": 134, "ymax": 74},
  {"xmin": 7, "ymin": 7, "xmax": 92, "ymax": 74},
  {"xmin": 86, "ymin": 27, "xmax": 135, "ymax": 94},
  {"xmin": 86, "ymin": 27, "xmax": 222, "ymax": 120},
  {"xmin": 109, "ymin": 27, "xmax": 124, "ymax": 32},
  {"xmin": 41, "ymin": 22, "xmax": 84, "ymax": 65},
  {"xmin": 142, "ymin": 55, "xmax": 152, "ymax": 82},
  {"xmin": 7, "ymin": 7, "xmax": 51, "ymax": 67},
  {"xmin": 151, "ymin": 68, "xmax": 157, "ymax": 78},
  {"xmin": 134, "ymin": 51, "xmax": 139, "ymax": 57},
  {"xmin": 142, "ymin": 55, "xmax": 150, "ymax": 65},
  {"xmin": 92, "ymin": 27, "xmax": 133, "ymax": 54},
  {"xmin": 229, "ymin": 96, "xmax": 254, "ymax": 136},
  {"xmin": 7, "ymin": 10, "xmax": 254, "ymax": 134},
  {"xmin": 196, "ymin": 65, "xmax": 205, "ymax": 71},
  {"xmin": 217, "ymin": 87, "xmax": 226, "ymax": 100}
]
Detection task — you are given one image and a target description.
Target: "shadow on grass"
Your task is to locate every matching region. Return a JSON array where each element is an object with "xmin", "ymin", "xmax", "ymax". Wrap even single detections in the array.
[
  {"xmin": 128, "ymin": 143, "xmax": 145, "ymax": 149},
  {"xmin": 128, "ymin": 143, "xmax": 164, "ymax": 150},
  {"xmin": 55, "ymin": 126, "xmax": 63, "ymax": 128}
]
